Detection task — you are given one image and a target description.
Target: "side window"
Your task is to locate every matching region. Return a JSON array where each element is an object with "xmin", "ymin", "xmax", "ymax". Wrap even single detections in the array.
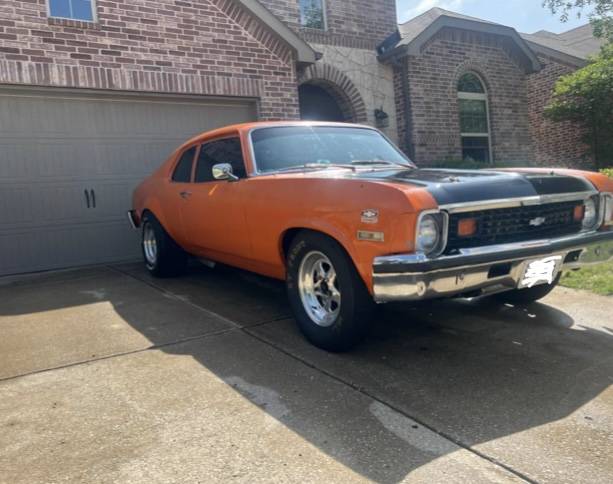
[
  {"xmin": 171, "ymin": 147, "xmax": 197, "ymax": 183},
  {"xmin": 195, "ymin": 138, "xmax": 246, "ymax": 183}
]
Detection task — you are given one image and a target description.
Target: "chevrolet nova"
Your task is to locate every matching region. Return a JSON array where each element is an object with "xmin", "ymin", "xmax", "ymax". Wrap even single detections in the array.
[{"xmin": 129, "ymin": 121, "xmax": 613, "ymax": 351}]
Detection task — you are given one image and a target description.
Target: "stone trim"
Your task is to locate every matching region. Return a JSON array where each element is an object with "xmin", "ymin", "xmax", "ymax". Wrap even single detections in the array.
[
  {"xmin": 0, "ymin": 59, "xmax": 262, "ymax": 99},
  {"xmin": 298, "ymin": 63, "xmax": 368, "ymax": 123},
  {"xmin": 301, "ymin": 31, "xmax": 381, "ymax": 50}
]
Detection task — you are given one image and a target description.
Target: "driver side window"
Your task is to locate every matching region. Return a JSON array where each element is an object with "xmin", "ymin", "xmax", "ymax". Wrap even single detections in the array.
[{"xmin": 195, "ymin": 137, "xmax": 246, "ymax": 183}]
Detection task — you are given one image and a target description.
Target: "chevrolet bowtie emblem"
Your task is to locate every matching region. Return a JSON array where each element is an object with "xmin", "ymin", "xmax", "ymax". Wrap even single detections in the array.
[
  {"xmin": 529, "ymin": 217, "xmax": 546, "ymax": 227},
  {"xmin": 361, "ymin": 209, "xmax": 379, "ymax": 224}
]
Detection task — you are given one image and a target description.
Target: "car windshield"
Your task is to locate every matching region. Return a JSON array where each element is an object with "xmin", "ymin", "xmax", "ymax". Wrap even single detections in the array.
[{"xmin": 250, "ymin": 126, "xmax": 414, "ymax": 173}]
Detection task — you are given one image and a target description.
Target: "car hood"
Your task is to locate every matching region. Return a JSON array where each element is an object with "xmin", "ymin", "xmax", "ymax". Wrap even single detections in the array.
[{"xmin": 349, "ymin": 168, "xmax": 595, "ymax": 205}]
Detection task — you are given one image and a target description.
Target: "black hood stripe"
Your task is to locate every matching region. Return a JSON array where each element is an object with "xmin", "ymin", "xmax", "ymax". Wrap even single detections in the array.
[{"xmin": 348, "ymin": 168, "xmax": 593, "ymax": 206}]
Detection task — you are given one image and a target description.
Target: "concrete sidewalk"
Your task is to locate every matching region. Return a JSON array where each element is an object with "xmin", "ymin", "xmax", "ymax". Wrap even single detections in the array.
[{"xmin": 1, "ymin": 263, "xmax": 611, "ymax": 483}]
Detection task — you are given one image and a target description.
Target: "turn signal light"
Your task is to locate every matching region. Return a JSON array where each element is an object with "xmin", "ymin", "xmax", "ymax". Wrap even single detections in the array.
[
  {"xmin": 457, "ymin": 218, "xmax": 477, "ymax": 237},
  {"xmin": 573, "ymin": 204, "xmax": 585, "ymax": 222}
]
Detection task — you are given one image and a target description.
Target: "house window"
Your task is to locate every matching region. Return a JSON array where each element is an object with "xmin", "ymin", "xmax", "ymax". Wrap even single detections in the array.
[
  {"xmin": 458, "ymin": 72, "xmax": 492, "ymax": 163},
  {"xmin": 299, "ymin": 0, "xmax": 325, "ymax": 30},
  {"xmin": 48, "ymin": 0, "xmax": 96, "ymax": 22}
]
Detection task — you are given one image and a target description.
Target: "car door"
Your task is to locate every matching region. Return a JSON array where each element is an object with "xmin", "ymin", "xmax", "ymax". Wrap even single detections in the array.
[
  {"xmin": 179, "ymin": 136, "xmax": 251, "ymax": 260},
  {"xmin": 161, "ymin": 146, "xmax": 198, "ymax": 247}
]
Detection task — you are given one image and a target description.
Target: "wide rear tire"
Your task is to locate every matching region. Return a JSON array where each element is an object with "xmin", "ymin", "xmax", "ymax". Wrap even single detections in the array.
[
  {"xmin": 286, "ymin": 231, "xmax": 375, "ymax": 352},
  {"xmin": 141, "ymin": 213, "xmax": 188, "ymax": 278}
]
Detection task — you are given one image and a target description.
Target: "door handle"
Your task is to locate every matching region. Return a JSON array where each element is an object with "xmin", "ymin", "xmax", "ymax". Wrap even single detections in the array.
[
  {"xmin": 90, "ymin": 189, "xmax": 96, "ymax": 208},
  {"xmin": 180, "ymin": 191, "xmax": 192, "ymax": 200},
  {"xmin": 84, "ymin": 189, "xmax": 90, "ymax": 208}
]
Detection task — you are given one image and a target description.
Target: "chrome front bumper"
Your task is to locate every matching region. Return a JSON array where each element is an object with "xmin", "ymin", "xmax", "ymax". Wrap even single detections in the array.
[{"xmin": 372, "ymin": 231, "xmax": 613, "ymax": 302}]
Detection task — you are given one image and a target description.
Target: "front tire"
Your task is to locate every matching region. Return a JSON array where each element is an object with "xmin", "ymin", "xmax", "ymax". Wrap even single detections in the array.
[
  {"xmin": 141, "ymin": 213, "xmax": 187, "ymax": 278},
  {"xmin": 492, "ymin": 275, "xmax": 560, "ymax": 305},
  {"xmin": 286, "ymin": 231, "xmax": 374, "ymax": 352}
]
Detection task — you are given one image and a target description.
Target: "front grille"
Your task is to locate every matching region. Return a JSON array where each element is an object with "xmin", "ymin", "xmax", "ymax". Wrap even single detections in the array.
[{"xmin": 446, "ymin": 201, "xmax": 583, "ymax": 253}]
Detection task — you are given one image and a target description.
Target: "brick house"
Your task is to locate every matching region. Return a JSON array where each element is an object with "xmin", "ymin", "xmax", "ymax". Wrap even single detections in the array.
[
  {"xmin": 378, "ymin": 8, "xmax": 603, "ymax": 167},
  {"xmin": 0, "ymin": 1, "xmax": 603, "ymax": 276}
]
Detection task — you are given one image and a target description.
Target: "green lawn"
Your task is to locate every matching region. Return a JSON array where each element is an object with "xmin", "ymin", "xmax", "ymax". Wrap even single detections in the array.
[{"xmin": 560, "ymin": 261, "xmax": 613, "ymax": 296}]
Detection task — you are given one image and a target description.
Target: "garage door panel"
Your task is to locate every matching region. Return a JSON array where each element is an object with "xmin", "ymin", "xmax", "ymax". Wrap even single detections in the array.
[
  {"xmin": 0, "ymin": 222, "xmax": 141, "ymax": 276},
  {"xmin": 0, "ymin": 88, "xmax": 257, "ymax": 276},
  {"xmin": 1, "ymin": 182, "xmax": 98, "ymax": 229}
]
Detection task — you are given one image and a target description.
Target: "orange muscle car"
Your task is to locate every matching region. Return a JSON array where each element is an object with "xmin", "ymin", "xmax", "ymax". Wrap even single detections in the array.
[{"xmin": 129, "ymin": 121, "xmax": 613, "ymax": 351}]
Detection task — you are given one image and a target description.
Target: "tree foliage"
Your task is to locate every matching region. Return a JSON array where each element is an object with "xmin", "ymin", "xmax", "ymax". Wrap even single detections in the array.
[
  {"xmin": 544, "ymin": 44, "xmax": 613, "ymax": 168},
  {"xmin": 543, "ymin": 0, "xmax": 613, "ymax": 41}
]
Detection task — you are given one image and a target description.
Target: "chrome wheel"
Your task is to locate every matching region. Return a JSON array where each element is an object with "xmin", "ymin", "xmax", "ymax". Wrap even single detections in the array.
[
  {"xmin": 298, "ymin": 251, "xmax": 341, "ymax": 327},
  {"xmin": 143, "ymin": 222, "xmax": 158, "ymax": 266}
]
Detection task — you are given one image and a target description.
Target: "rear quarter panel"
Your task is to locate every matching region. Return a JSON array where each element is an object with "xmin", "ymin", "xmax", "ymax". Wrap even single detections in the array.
[{"xmin": 132, "ymin": 151, "xmax": 185, "ymax": 244}]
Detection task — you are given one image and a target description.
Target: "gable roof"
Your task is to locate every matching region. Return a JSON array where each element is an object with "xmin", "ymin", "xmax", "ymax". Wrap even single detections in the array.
[
  {"xmin": 237, "ymin": 0, "xmax": 316, "ymax": 64},
  {"xmin": 379, "ymin": 7, "xmax": 541, "ymax": 72},
  {"xmin": 521, "ymin": 23, "xmax": 604, "ymax": 63}
]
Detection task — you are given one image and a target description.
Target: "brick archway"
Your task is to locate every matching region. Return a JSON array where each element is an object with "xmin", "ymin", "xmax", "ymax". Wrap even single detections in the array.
[{"xmin": 298, "ymin": 63, "xmax": 368, "ymax": 123}]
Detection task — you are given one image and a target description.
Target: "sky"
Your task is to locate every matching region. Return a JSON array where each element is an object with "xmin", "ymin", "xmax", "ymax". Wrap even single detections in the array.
[{"xmin": 396, "ymin": 0, "xmax": 594, "ymax": 34}]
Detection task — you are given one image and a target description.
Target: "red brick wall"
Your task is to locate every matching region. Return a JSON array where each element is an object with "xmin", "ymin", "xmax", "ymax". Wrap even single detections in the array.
[
  {"xmin": 398, "ymin": 28, "xmax": 535, "ymax": 166},
  {"xmin": 527, "ymin": 54, "xmax": 593, "ymax": 168},
  {"xmin": 258, "ymin": 0, "xmax": 398, "ymax": 49},
  {"xmin": 0, "ymin": 0, "xmax": 300, "ymax": 119}
]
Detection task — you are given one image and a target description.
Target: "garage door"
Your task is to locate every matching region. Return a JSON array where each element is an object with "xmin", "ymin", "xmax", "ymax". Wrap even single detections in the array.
[{"xmin": 0, "ymin": 87, "xmax": 257, "ymax": 276}]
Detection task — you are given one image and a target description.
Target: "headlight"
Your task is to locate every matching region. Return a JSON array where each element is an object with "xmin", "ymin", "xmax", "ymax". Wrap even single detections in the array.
[
  {"xmin": 604, "ymin": 194, "xmax": 613, "ymax": 226},
  {"xmin": 582, "ymin": 197, "xmax": 598, "ymax": 230},
  {"xmin": 416, "ymin": 213, "xmax": 444, "ymax": 254}
]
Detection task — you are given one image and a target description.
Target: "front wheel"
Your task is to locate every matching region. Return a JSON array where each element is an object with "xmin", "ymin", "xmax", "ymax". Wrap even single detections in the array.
[
  {"xmin": 286, "ymin": 232, "xmax": 375, "ymax": 352},
  {"xmin": 492, "ymin": 275, "xmax": 561, "ymax": 305}
]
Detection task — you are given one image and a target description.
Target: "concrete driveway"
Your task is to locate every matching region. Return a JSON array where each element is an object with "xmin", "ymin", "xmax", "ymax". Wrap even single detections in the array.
[{"xmin": 1, "ymin": 262, "xmax": 612, "ymax": 483}]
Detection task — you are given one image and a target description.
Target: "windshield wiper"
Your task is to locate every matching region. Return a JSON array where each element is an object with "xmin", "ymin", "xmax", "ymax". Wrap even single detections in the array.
[
  {"xmin": 272, "ymin": 163, "xmax": 357, "ymax": 173},
  {"xmin": 350, "ymin": 160, "xmax": 413, "ymax": 168}
]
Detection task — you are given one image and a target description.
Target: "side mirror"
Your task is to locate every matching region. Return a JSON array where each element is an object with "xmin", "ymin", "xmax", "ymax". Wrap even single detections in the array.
[{"xmin": 212, "ymin": 163, "xmax": 239, "ymax": 182}]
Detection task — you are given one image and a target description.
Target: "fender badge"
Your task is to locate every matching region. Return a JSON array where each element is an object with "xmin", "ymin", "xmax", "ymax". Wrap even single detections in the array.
[
  {"xmin": 358, "ymin": 231, "xmax": 385, "ymax": 242},
  {"xmin": 361, "ymin": 209, "xmax": 379, "ymax": 224}
]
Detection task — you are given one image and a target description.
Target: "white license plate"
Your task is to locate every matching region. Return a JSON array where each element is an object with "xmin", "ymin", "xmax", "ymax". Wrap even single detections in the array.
[{"xmin": 519, "ymin": 256, "xmax": 563, "ymax": 289}]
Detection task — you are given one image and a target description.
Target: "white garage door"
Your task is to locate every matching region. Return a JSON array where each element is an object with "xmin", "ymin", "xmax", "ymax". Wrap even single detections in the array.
[{"xmin": 0, "ymin": 87, "xmax": 257, "ymax": 276}]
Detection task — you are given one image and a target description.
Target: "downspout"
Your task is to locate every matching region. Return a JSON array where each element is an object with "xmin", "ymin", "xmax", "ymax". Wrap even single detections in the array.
[{"xmin": 393, "ymin": 56, "xmax": 415, "ymax": 160}]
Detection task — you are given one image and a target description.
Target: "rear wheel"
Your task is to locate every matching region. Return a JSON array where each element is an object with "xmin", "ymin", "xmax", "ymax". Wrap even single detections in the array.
[
  {"xmin": 141, "ymin": 213, "xmax": 187, "ymax": 277},
  {"xmin": 286, "ymin": 231, "xmax": 374, "ymax": 352},
  {"xmin": 492, "ymin": 275, "xmax": 560, "ymax": 305}
]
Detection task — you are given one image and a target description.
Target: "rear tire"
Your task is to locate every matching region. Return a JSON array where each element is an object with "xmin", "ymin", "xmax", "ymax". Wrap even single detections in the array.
[
  {"xmin": 492, "ymin": 275, "xmax": 560, "ymax": 305},
  {"xmin": 141, "ymin": 213, "xmax": 187, "ymax": 278},
  {"xmin": 286, "ymin": 231, "xmax": 375, "ymax": 352}
]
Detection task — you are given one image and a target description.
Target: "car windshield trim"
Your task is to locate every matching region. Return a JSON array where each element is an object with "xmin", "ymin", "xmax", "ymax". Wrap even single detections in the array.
[
  {"xmin": 272, "ymin": 163, "xmax": 357, "ymax": 174},
  {"xmin": 248, "ymin": 125, "xmax": 416, "ymax": 175}
]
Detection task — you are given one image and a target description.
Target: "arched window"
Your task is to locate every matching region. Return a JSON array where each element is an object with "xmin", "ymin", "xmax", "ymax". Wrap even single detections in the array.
[{"xmin": 458, "ymin": 73, "xmax": 492, "ymax": 163}]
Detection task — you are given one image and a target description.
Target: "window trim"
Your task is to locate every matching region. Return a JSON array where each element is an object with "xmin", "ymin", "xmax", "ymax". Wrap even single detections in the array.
[
  {"xmin": 47, "ymin": 0, "xmax": 98, "ymax": 23},
  {"xmin": 195, "ymin": 135, "xmax": 246, "ymax": 184},
  {"xmin": 299, "ymin": 0, "xmax": 327, "ymax": 31},
  {"xmin": 457, "ymin": 72, "xmax": 493, "ymax": 164}
]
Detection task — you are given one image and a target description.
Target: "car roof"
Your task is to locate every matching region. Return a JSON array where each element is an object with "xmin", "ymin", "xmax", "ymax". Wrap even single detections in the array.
[{"xmin": 180, "ymin": 120, "xmax": 377, "ymax": 148}]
